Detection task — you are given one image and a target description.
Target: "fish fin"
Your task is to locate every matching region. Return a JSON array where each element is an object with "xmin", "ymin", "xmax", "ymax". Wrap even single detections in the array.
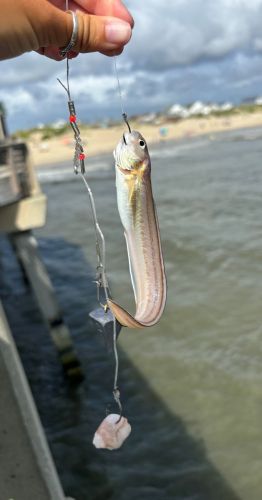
[{"xmin": 107, "ymin": 299, "xmax": 145, "ymax": 329}]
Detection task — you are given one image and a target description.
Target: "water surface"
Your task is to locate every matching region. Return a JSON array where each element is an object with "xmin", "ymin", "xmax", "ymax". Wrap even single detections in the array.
[{"xmin": 1, "ymin": 128, "xmax": 262, "ymax": 499}]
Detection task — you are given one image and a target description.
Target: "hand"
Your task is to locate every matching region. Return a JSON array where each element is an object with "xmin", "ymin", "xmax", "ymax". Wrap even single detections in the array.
[{"xmin": 0, "ymin": 0, "xmax": 134, "ymax": 61}]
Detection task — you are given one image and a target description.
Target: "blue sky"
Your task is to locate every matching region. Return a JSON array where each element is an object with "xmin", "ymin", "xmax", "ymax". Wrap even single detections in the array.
[{"xmin": 2, "ymin": 0, "xmax": 262, "ymax": 131}]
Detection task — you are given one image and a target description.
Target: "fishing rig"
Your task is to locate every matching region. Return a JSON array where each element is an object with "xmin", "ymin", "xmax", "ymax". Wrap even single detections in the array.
[{"xmin": 57, "ymin": 4, "xmax": 132, "ymax": 421}]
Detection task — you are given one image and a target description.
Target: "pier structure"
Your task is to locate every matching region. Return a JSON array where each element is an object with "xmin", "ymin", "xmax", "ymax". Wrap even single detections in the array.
[
  {"xmin": 0, "ymin": 108, "xmax": 80, "ymax": 498},
  {"xmin": 0, "ymin": 301, "xmax": 66, "ymax": 500}
]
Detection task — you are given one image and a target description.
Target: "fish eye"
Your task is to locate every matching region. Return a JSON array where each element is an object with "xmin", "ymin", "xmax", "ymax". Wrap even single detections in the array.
[{"xmin": 139, "ymin": 140, "xmax": 145, "ymax": 148}]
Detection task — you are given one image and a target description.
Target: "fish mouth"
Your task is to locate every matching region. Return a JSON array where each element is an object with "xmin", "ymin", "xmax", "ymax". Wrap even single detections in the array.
[{"xmin": 123, "ymin": 131, "xmax": 132, "ymax": 146}]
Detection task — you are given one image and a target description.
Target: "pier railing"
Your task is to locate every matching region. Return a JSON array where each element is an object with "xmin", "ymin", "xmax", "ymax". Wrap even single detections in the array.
[
  {"xmin": 0, "ymin": 140, "xmax": 39, "ymax": 208},
  {"xmin": 0, "ymin": 113, "xmax": 82, "ymax": 498}
]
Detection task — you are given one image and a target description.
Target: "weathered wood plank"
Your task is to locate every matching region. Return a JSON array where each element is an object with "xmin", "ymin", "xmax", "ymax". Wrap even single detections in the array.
[{"xmin": 0, "ymin": 300, "xmax": 65, "ymax": 500}]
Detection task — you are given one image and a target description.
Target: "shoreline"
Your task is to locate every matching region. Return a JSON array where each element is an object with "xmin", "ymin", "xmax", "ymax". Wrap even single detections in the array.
[{"xmin": 28, "ymin": 111, "xmax": 262, "ymax": 168}]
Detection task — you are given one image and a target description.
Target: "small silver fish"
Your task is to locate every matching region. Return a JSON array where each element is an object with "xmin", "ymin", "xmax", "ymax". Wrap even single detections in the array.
[{"xmin": 107, "ymin": 130, "xmax": 166, "ymax": 328}]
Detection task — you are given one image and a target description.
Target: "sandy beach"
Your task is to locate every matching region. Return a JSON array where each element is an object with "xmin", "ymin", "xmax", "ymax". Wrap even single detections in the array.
[{"xmin": 28, "ymin": 111, "xmax": 262, "ymax": 167}]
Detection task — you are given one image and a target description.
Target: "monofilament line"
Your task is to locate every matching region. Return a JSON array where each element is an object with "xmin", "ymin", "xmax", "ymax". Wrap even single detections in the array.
[
  {"xmin": 114, "ymin": 57, "xmax": 125, "ymax": 117},
  {"xmin": 80, "ymin": 172, "xmax": 109, "ymax": 299},
  {"xmin": 114, "ymin": 57, "xmax": 132, "ymax": 133},
  {"xmin": 59, "ymin": 0, "xmax": 122, "ymax": 417},
  {"xmin": 65, "ymin": 0, "xmax": 71, "ymax": 99},
  {"xmin": 80, "ymin": 174, "xmax": 122, "ymax": 418}
]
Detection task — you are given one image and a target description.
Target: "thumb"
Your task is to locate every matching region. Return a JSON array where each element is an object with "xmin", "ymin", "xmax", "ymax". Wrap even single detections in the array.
[
  {"xmin": 75, "ymin": 11, "xmax": 132, "ymax": 53},
  {"xmin": 41, "ymin": 8, "xmax": 132, "ymax": 56}
]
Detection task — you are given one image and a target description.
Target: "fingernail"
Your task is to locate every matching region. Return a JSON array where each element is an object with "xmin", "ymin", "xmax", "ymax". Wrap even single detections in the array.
[{"xmin": 105, "ymin": 21, "xmax": 131, "ymax": 45}]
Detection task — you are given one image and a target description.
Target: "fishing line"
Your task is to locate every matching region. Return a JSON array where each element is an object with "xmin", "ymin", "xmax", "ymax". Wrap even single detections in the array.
[
  {"xmin": 57, "ymin": 1, "xmax": 122, "ymax": 417},
  {"xmin": 114, "ymin": 57, "xmax": 131, "ymax": 133},
  {"xmin": 114, "ymin": 57, "xmax": 125, "ymax": 116}
]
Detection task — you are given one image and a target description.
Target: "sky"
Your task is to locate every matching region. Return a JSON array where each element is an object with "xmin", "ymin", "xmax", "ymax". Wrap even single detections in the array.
[{"xmin": 2, "ymin": 0, "xmax": 262, "ymax": 131}]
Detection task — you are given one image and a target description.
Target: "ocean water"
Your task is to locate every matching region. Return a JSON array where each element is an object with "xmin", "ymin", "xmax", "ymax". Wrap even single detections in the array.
[{"xmin": 1, "ymin": 128, "xmax": 262, "ymax": 500}]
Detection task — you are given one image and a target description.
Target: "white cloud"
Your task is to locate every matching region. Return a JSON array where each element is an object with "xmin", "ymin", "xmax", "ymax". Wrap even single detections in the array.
[
  {"xmin": 125, "ymin": 0, "xmax": 262, "ymax": 69},
  {"xmin": 2, "ymin": 0, "xmax": 262, "ymax": 130},
  {"xmin": 0, "ymin": 88, "xmax": 36, "ymax": 115},
  {"xmin": 0, "ymin": 52, "xmax": 59, "ymax": 86}
]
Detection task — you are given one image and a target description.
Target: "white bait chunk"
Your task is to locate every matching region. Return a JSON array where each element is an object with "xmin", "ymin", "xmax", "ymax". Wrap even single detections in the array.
[{"xmin": 93, "ymin": 414, "xmax": 131, "ymax": 450}]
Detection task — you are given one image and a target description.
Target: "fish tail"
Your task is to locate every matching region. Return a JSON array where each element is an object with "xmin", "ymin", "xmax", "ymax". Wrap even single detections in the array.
[{"xmin": 107, "ymin": 299, "xmax": 145, "ymax": 329}]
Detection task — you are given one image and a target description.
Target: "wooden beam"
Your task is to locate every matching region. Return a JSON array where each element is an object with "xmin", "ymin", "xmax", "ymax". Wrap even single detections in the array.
[
  {"xmin": 0, "ymin": 300, "xmax": 65, "ymax": 500},
  {"xmin": 11, "ymin": 231, "xmax": 83, "ymax": 381}
]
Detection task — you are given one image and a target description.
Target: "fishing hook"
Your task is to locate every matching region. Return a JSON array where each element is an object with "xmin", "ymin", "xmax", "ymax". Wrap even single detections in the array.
[
  {"xmin": 122, "ymin": 113, "xmax": 131, "ymax": 144},
  {"xmin": 122, "ymin": 112, "xmax": 131, "ymax": 133}
]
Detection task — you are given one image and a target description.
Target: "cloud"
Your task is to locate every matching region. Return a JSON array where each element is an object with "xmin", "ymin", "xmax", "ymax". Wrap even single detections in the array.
[
  {"xmin": 2, "ymin": 0, "xmax": 262, "ymax": 130},
  {"xmin": 0, "ymin": 53, "xmax": 59, "ymax": 86},
  {"xmin": 0, "ymin": 88, "xmax": 36, "ymax": 115},
  {"xmin": 126, "ymin": 0, "xmax": 262, "ymax": 69}
]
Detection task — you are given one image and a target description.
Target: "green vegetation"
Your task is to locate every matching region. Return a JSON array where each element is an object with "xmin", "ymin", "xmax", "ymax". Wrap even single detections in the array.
[
  {"xmin": 40, "ymin": 124, "xmax": 68, "ymax": 140},
  {"xmin": 14, "ymin": 128, "xmax": 37, "ymax": 140},
  {"xmin": 212, "ymin": 103, "xmax": 262, "ymax": 117},
  {"xmin": 191, "ymin": 109, "xmax": 237, "ymax": 119},
  {"xmin": 14, "ymin": 124, "xmax": 71, "ymax": 141},
  {"xmin": 238, "ymin": 104, "xmax": 259, "ymax": 113}
]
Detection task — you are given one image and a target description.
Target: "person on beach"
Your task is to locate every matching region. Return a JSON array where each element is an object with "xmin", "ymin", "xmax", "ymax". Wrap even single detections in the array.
[{"xmin": 0, "ymin": 0, "xmax": 133, "ymax": 61}]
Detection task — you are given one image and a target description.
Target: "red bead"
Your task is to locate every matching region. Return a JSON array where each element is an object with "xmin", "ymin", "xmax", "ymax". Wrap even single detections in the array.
[
  {"xmin": 79, "ymin": 153, "xmax": 85, "ymax": 160},
  {"xmin": 69, "ymin": 115, "xmax": 76, "ymax": 123}
]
